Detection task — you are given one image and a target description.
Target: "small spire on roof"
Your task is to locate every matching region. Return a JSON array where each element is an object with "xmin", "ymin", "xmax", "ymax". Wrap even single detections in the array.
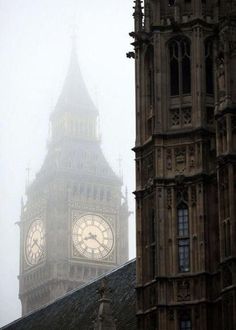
[
  {"xmin": 133, "ymin": 0, "xmax": 143, "ymax": 32},
  {"xmin": 94, "ymin": 278, "xmax": 116, "ymax": 330}
]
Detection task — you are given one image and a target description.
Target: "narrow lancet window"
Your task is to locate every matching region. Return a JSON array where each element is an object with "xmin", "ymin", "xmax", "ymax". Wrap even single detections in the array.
[
  {"xmin": 177, "ymin": 204, "xmax": 190, "ymax": 272},
  {"xmin": 169, "ymin": 38, "xmax": 191, "ymax": 96},
  {"xmin": 170, "ymin": 41, "xmax": 179, "ymax": 95}
]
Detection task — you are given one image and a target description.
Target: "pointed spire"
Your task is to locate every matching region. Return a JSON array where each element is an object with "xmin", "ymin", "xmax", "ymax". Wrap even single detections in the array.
[
  {"xmin": 94, "ymin": 278, "xmax": 116, "ymax": 330},
  {"xmin": 133, "ymin": 0, "xmax": 143, "ymax": 32},
  {"xmin": 54, "ymin": 35, "xmax": 98, "ymax": 117}
]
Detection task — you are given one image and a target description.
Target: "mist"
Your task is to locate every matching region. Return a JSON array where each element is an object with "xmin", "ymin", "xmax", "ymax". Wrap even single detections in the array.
[{"xmin": 0, "ymin": 0, "xmax": 135, "ymax": 326}]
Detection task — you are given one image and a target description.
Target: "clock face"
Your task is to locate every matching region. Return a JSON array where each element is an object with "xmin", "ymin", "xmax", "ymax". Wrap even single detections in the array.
[
  {"xmin": 72, "ymin": 214, "xmax": 114, "ymax": 260},
  {"xmin": 25, "ymin": 219, "xmax": 45, "ymax": 266}
]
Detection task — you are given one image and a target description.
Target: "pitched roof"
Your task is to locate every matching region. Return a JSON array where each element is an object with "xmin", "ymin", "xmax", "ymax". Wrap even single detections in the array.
[{"xmin": 3, "ymin": 260, "xmax": 136, "ymax": 330}]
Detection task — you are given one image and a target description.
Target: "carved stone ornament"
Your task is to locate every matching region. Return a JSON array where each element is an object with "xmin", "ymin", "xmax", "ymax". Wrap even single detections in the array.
[
  {"xmin": 167, "ymin": 309, "xmax": 175, "ymax": 321},
  {"xmin": 166, "ymin": 149, "xmax": 172, "ymax": 170},
  {"xmin": 175, "ymin": 147, "xmax": 186, "ymax": 173},
  {"xmin": 217, "ymin": 55, "xmax": 226, "ymax": 96},
  {"xmin": 191, "ymin": 186, "xmax": 197, "ymax": 205},
  {"xmin": 177, "ymin": 280, "xmax": 190, "ymax": 301},
  {"xmin": 157, "ymin": 148, "xmax": 161, "ymax": 159},
  {"xmin": 167, "ymin": 188, "xmax": 172, "ymax": 209},
  {"xmin": 189, "ymin": 145, "xmax": 195, "ymax": 168}
]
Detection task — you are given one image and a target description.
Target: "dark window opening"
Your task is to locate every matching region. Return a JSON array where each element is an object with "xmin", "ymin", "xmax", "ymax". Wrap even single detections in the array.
[
  {"xmin": 181, "ymin": 40, "xmax": 191, "ymax": 94},
  {"xmin": 169, "ymin": 0, "xmax": 176, "ymax": 6},
  {"xmin": 150, "ymin": 313, "xmax": 157, "ymax": 330},
  {"xmin": 206, "ymin": 107, "xmax": 214, "ymax": 125},
  {"xmin": 169, "ymin": 38, "xmax": 191, "ymax": 96},
  {"xmin": 170, "ymin": 41, "xmax": 179, "ymax": 95},
  {"xmin": 171, "ymin": 58, "xmax": 180, "ymax": 95},
  {"xmin": 182, "ymin": 57, "xmax": 191, "ymax": 94},
  {"xmin": 150, "ymin": 245, "xmax": 156, "ymax": 278},
  {"xmin": 147, "ymin": 118, "xmax": 153, "ymax": 136},
  {"xmin": 180, "ymin": 319, "xmax": 192, "ymax": 330},
  {"xmin": 144, "ymin": 47, "xmax": 154, "ymax": 109}
]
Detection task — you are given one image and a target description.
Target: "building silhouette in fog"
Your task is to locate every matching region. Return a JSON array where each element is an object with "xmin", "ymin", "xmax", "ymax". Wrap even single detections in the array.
[{"xmin": 18, "ymin": 41, "xmax": 129, "ymax": 315}]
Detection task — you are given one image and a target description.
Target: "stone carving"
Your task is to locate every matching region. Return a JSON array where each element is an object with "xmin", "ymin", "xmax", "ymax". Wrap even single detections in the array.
[
  {"xmin": 157, "ymin": 148, "xmax": 161, "ymax": 159},
  {"xmin": 167, "ymin": 188, "xmax": 172, "ymax": 209},
  {"xmin": 166, "ymin": 149, "xmax": 172, "ymax": 170},
  {"xmin": 175, "ymin": 147, "xmax": 186, "ymax": 172},
  {"xmin": 177, "ymin": 280, "xmax": 190, "ymax": 301},
  {"xmin": 217, "ymin": 54, "xmax": 226, "ymax": 97},
  {"xmin": 189, "ymin": 145, "xmax": 195, "ymax": 168},
  {"xmin": 167, "ymin": 309, "xmax": 175, "ymax": 321}
]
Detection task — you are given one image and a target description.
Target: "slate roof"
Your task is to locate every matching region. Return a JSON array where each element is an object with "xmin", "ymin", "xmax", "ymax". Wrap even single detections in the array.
[{"xmin": 2, "ymin": 260, "xmax": 136, "ymax": 330}]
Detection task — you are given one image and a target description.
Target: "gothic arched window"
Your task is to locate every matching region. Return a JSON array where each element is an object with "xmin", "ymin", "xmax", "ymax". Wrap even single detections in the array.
[
  {"xmin": 205, "ymin": 39, "xmax": 214, "ymax": 94},
  {"xmin": 177, "ymin": 203, "xmax": 190, "ymax": 272},
  {"xmin": 169, "ymin": 38, "xmax": 191, "ymax": 96},
  {"xmin": 144, "ymin": 45, "xmax": 154, "ymax": 110},
  {"xmin": 144, "ymin": 46, "xmax": 154, "ymax": 137}
]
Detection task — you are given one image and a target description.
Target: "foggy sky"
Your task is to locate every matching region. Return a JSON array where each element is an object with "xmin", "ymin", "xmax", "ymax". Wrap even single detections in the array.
[{"xmin": 0, "ymin": 0, "xmax": 135, "ymax": 326}]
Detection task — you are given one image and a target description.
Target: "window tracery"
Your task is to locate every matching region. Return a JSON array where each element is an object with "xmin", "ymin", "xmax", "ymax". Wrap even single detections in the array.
[
  {"xmin": 177, "ymin": 203, "xmax": 190, "ymax": 272},
  {"xmin": 169, "ymin": 38, "xmax": 191, "ymax": 96}
]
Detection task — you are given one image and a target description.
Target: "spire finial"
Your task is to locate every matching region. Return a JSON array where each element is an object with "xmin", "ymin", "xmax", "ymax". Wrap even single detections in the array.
[
  {"xmin": 94, "ymin": 278, "xmax": 116, "ymax": 330},
  {"xmin": 133, "ymin": 0, "xmax": 143, "ymax": 32}
]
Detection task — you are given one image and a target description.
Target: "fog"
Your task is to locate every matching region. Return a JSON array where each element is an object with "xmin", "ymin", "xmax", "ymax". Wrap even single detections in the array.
[{"xmin": 0, "ymin": 0, "xmax": 135, "ymax": 326}]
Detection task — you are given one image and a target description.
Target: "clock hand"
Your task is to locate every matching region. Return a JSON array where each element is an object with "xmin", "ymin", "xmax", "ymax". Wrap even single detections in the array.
[
  {"xmin": 35, "ymin": 240, "xmax": 42, "ymax": 251},
  {"xmin": 31, "ymin": 238, "xmax": 38, "ymax": 248},
  {"xmin": 84, "ymin": 232, "xmax": 97, "ymax": 241},
  {"xmin": 92, "ymin": 236, "xmax": 110, "ymax": 252},
  {"xmin": 31, "ymin": 238, "xmax": 43, "ymax": 252}
]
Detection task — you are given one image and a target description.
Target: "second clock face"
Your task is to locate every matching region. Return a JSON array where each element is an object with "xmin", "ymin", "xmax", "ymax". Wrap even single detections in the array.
[
  {"xmin": 25, "ymin": 219, "xmax": 45, "ymax": 266},
  {"xmin": 72, "ymin": 214, "xmax": 114, "ymax": 260}
]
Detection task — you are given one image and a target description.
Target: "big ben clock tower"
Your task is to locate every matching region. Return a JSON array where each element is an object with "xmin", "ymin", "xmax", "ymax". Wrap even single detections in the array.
[{"xmin": 18, "ymin": 42, "xmax": 129, "ymax": 316}]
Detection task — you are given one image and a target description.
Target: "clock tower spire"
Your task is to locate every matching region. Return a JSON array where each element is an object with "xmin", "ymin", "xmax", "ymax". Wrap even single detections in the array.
[{"xmin": 19, "ymin": 39, "xmax": 129, "ymax": 316}]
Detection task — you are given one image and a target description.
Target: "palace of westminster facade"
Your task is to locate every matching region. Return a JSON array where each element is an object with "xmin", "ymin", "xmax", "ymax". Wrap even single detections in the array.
[
  {"xmin": 133, "ymin": 0, "xmax": 236, "ymax": 329},
  {"xmin": 6, "ymin": 0, "xmax": 236, "ymax": 329}
]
